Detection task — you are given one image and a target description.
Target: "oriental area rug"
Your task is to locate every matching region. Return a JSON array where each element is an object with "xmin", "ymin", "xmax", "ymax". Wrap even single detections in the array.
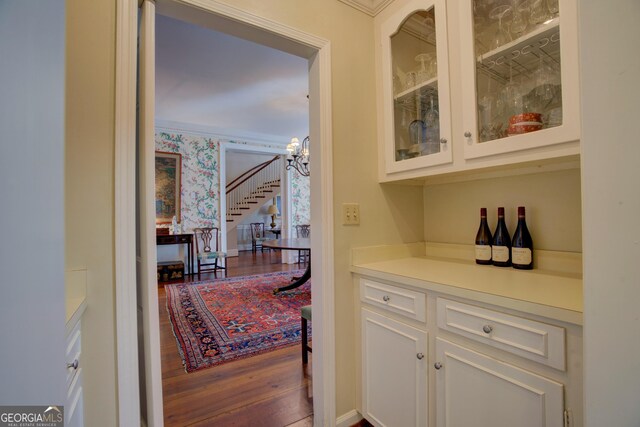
[{"xmin": 165, "ymin": 270, "xmax": 311, "ymax": 373}]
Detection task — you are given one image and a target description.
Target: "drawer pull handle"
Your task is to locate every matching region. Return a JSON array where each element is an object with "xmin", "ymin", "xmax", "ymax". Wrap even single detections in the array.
[
  {"xmin": 482, "ymin": 325, "xmax": 493, "ymax": 334},
  {"xmin": 382, "ymin": 295, "xmax": 390, "ymax": 302},
  {"xmin": 416, "ymin": 353, "xmax": 425, "ymax": 360},
  {"xmin": 67, "ymin": 359, "xmax": 79, "ymax": 370},
  {"xmin": 434, "ymin": 362, "xmax": 443, "ymax": 370}
]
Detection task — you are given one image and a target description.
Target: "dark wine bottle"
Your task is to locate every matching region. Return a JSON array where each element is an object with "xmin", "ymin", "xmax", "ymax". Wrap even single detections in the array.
[
  {"xmin": 475, "ymin": 208, "xmax": 493, "ymax": 265},
  {"xmin": 492, "ymin": 207, "xmax": 511, "ymax": 267},
  {"xmin": 512, "ymin": 206, "xmax": 534, "ymax": 270}
]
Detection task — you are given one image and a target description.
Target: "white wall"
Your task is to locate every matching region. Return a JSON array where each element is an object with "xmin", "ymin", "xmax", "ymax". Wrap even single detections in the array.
[
  {"xmin": 66, "ymin": 0, "xmax": 119, "ymax": 423},
  {"xmin": 0, "ymin": 0, "xmax": 66, "ymax": 404},
  {"xmin": 424, "ymin": 169, "xmax": 582, "ymax": 252},
  {"xmin": 226, "ymin": 151, "xmax": 276, "ymax": 182},
  {"xmin": 580, "ymin": 1, "xmax": 640, "ymax": 425}
]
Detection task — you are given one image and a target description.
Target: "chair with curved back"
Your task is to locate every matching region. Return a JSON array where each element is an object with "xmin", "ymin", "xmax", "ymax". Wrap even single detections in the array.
[
  {"xmin": 249, "ymin": 222, "xmax": 269, "ymax": 253},
  {"xmin": 193, "ymin": 227, "xmax": 226, "ymax": 279},
  {"xmin": 295, "ymin": 224, "xmax": 310, "ymax": 265}
]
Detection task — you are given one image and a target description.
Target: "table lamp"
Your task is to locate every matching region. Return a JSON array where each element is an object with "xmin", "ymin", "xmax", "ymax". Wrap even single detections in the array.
[{"xmin": 267, "ymin": 204, "xmax": 279, "ymax": 229}]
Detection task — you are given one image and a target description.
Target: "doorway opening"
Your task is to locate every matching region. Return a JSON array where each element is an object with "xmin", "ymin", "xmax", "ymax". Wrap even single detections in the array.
[{"xmin": 123, "ymin": 1, "xmax": 335, "ymax": 426}]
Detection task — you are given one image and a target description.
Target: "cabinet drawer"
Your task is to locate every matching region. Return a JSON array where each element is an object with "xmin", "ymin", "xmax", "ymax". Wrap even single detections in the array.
[
  {"xmin": 65, "ymin": 320, "xmax": 81, "ymax": 389},
  {"xmin": 437, "ymin": 298, "xmax": 565, "ymax": 370},
  {"xmin": 360, "ymin": 278, "xmax": 426, "ymax": 322}
]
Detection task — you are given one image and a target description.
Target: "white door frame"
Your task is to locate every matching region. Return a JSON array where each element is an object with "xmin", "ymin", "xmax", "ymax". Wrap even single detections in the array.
[{"xmin": 115, "ymin": 0, "xmax": 335, "ymax": 425}]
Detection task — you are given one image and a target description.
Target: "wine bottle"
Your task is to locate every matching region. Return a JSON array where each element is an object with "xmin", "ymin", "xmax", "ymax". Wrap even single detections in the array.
[
  {"xmin": 512, "ymin": 206, "xmax": 534, "ymax": 270},
  {"xmin": 475, "ymin": 208, "xmax": 493, "ymax": 265},
  {"xmin": 492, "ymin": 207, "xmax": 511, "ymax": 267}
]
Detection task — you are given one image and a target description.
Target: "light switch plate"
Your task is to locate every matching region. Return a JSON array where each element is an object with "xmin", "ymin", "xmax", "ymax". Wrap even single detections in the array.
[{"xmin": 342, "ymin": 203, "xmax": 360, "ymax": 225}]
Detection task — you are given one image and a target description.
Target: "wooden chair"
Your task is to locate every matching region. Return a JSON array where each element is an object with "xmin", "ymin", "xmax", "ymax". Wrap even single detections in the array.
[
  {"xmin": 193, "ymin": 227, "xmax": 226, "ymax": 279},
  {"xmin": 301, "ymin": 305, "xmax": 312, "ymax": 363},
  {"xmin": 295, "ymin": 224, "xmax": 310, "ymax": 265},
  {"xmin": 250, "ymin": 222, "xmax": 269, "ymax": 253}
]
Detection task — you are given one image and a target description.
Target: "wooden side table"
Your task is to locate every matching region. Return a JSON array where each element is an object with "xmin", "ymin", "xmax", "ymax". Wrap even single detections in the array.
[{"xmin": 156, "ymin": 233, "xmax": 194, "ymax": 275}]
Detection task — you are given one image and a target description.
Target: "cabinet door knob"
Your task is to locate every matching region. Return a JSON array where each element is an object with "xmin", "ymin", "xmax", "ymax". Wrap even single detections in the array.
[
  {"xmin": 417, "ymin": 353, "xmax": 425, "ymax": 360},
  {"xmin": 382, "ymin": 295, "xmax": 390, "ymax": 302},
  {"xmin": 434, "ymin": 362, "xmax": 443, "ymax": 370},
  {"xmin": 67, "ymin": 359, "xmax": 79, "ymax": 370},
  {"xmin": 482, "ymin": 325, "xmax": 493, "ymax": 334},
  {"xmin": 464, "ymin": 131, "xmax": 472, "ymax": 138},
  {"xmin": 440, "ymin": 138, "xmax": 447, "ymax": 144}
]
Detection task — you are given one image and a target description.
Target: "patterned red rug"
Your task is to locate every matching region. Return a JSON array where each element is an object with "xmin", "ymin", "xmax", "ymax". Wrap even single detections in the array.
[{"xmin": 165, "ymin": 270, "xmax": 311, "ymax": 373}]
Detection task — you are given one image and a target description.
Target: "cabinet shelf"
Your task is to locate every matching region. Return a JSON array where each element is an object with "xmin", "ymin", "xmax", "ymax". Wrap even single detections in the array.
[
  {"xmin": 477, "ymin": 17, "xmax": 560, "ymax": 83},
  {"xmin": 394, "ymin": 76, "xmax": 438, "ymax": 101}
]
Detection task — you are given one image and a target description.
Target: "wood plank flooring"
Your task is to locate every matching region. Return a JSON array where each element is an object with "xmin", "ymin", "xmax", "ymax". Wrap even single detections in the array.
[{"xmin": 158, "ymin": 251, "xmax": 313, "ymax": 426}]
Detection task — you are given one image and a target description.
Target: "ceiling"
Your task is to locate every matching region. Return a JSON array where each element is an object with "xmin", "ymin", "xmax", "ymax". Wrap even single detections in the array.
[{"xmin": 155, "ymin": 14, "xmax": 309, "ymax": 145}]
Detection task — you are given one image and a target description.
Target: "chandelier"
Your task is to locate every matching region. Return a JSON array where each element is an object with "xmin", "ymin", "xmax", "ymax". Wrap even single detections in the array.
[{"xmin": 285, "ymin": 136, "xmax": 310, "ymax": 176}]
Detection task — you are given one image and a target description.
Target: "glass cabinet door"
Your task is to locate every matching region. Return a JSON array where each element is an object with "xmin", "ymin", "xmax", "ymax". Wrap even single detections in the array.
[
  {"xmin": 461, "ymin": 0, "xmax": 580, "ymax": 159},
  {"xmin": 381, "ymin": 0, "xmax": 452, "ymax": 174}
]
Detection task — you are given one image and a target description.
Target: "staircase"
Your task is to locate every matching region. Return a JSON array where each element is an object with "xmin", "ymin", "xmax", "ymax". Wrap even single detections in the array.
[{"xmin": 226, "ymin": 155, "xmax": 282, "ymax": 228}]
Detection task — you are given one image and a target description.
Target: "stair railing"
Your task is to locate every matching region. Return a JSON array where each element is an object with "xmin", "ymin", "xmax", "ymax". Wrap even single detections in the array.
[{"xmin": 226, "ymin": 156, "xmax": 281, "ymax": 218}]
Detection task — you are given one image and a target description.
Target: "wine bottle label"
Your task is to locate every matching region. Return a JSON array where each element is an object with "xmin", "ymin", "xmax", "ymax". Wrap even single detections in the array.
[
  {"xmin": 492, "ymin": 246, "xmax": 509, "ymax": 262},
  {"xmin": 475, "ymin": 245, "xmax": 492, "ymax": 261},
  {"xmin": 512, "ymin": 248, "xmax": 532, "ymax": 265}
]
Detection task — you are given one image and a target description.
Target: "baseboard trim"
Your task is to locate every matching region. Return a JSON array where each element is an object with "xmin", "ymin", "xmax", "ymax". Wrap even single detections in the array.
[
  {"xmin": 336, "ymin": 409, "xmax": 362, "ymax": 427},
  {"xmin": 227, "ymin": 248, "xmax": 239, "ymax": 257}
]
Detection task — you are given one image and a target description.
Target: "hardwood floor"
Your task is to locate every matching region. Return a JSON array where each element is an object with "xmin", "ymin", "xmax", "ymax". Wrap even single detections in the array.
[{"xmin": 158, "ymin": 250, "xmax": 313, "ymax": 426}]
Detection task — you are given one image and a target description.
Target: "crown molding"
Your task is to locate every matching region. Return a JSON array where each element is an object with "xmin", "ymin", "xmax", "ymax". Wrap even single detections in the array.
[
  {"xmin": 154, "ymin": 119, "xmax": 291, "ymax": 146},
  {"xmin": 338, "ymin": 0, "xmax": 394, "ymax": 16}
]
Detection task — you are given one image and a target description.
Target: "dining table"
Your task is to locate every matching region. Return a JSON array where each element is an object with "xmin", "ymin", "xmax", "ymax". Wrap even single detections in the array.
[{"xmin": 262, "ymin": 237, "xmax": 311, "ymax": 294}]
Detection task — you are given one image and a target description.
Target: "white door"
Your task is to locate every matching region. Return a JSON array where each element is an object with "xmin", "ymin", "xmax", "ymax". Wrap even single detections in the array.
[
  {"xmin": 361, "ymin": 308, "xmax": 428, "ymax": 427},
  {"xmin": 137, "ymin": 1, "xmax": 164, "ymax": 425},
  {"xmin": 434, "ymin": 338, "xmax": 564, "ymax": 427}
]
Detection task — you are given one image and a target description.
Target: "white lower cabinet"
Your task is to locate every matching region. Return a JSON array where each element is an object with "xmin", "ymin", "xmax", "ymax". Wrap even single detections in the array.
[
  {"xmin": 361, "ymin": 308, "xmax": 428, "ymax": 427},
  {"xmin": 434, "ymin": 338, "xmax": 564, "ymax": 427},
  {"xmin": 358, "ymin": 276, "xmax": 580, "ymax": 427}
]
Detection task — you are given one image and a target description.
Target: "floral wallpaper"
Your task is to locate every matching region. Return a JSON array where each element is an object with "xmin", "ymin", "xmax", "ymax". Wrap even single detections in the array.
[
  {"xmin": 291, "ymin": 170, "xmax": 310, "ymax": 227},
  {"xmin": 156, "ymin": 129, "xmax": 311, "ymax": 238},
  {"xmin": 155, "ymin": 132, "xmax": 221, "ymax": 232}
]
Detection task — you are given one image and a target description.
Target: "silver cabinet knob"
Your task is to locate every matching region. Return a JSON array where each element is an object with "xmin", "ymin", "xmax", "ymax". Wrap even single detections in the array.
[
  {"xmin": 67, "ymin": 359, "xmax": 79, "ymax": 370},
  {"xmin": 464, "ymin": 131, "xmax": 472, "ymax": 138},
  {"xmin": 440, "ymin": 138, "xmax": 447, "ymax": 144},
  {"xmin": 382, "ymin": 295, "xmax": 390, "ymax": 302},
  {"xmin": 482, "ymin": 325, "xmax": 493, "ymax": 334},
  {"xmin": 434, "ymin": 362, "xmax": 443, "ymax": 370},
  {"xmin": 417, "ymin": 353, "xmax": 425, "ymax": 360}
]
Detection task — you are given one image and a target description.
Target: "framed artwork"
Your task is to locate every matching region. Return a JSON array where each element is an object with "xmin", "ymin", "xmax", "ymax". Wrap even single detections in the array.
[{"xmin": 155, "ymin": 151, "xmax": 182, "ymax": 224}]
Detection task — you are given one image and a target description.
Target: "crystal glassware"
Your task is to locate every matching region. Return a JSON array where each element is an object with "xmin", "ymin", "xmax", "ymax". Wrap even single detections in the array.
[
  {"xmin": 415, "ymin": 53, "xmax": 435, "ymax": 83},
  {"xmin": 547, "ymin": 0, "xmax": 559, "ymax": 18},
  {"xmin": 510, "ymin": 0, "xmax": 528, "ymax": 38},
  {"xmin": 529, "ymin": 0, "xmax": 550, "ymax": 25},
  {"xmin": 489, "ymin": 5, "xmax": 512, "ymax": 51}
]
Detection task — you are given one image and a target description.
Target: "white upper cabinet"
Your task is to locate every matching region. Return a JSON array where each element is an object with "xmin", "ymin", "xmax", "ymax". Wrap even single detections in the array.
[
  {"xmin": 379, "ymin": 0, "xmax": 453, "ymax": 174},
  {"xmin": 460, "ymin": 0, "xmax": 581, "ymax": 159},
  {"xmin": 376, "ymin": 0, "xmax": 581, "ymax": 182}
]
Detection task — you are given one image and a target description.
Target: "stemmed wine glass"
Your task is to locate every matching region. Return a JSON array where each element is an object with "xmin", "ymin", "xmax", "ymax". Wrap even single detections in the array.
[
  {"xmin": 423, "ymin": 93, "xmax": 440, "ymax": 153},
  {"xmin": 510, "ymin": 0, "xmax": 528, "ymax": 38},
  {"xmin": 415, "ymin": 53, "xmax": 436, "ymax": 83},
  {"xmin": 489, "ymin": 5, "xmax": 512, "ymax": 51},
  {"xmin": 529, "ymin": 0, "xmax": 551, "ymax": 26},
  {"xmin": 532, "ymin": 54, "xmax": 554, "ymax": 106},
  {"xmin": 547, "ymin": 0, "xmax": 559, "ymax": 18},
  {"xmin": 478, "ymin": 77, "xmax": 497, "ymax": 142},
  {"xmin": 499, "ymin": 61, "xmax": 523, "ymax": 125}
]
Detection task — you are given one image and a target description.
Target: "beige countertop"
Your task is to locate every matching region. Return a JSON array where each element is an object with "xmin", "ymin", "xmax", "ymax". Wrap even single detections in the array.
[{"xmin": 351, "ymin": 243, "xmax": 583, "ymax": 325}]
